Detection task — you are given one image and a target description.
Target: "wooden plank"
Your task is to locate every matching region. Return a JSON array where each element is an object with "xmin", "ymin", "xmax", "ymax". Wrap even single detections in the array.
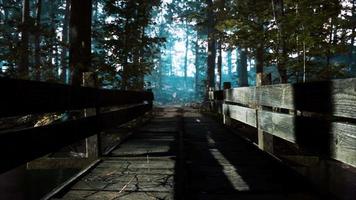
[
  {"xmin": 330, "ymin": 122, "xmax": 356, "ymax": 167},
  {"xmin": 256, "ymin": 84, "xmax": 294, "ymax": 110},
  {"xmin": 223, "ymin": 104, "xmax": 257, "ymax": 127},
  {"xmin": 224, "ymin": 78, "xmax": 356, "ymax": 119},
  {"xmin": 27, "ymin": 158, "xmax": 95, "ymax": 169},
  {"xmin": 257, "ymin": 110, "xmax": 356, "ymax": 167},
  {"xmin": 257, "ymin": 110, "xmax": 296, "ymax": 143},
  {"xmin": 42, "ymin": 159, "xmax": 101, "ymax": 200},
  {"xmin": 0, "ymin": 103, "xmax": 151, "ymax": 173},
  {"xmin": 224, "ymin": 87, "xmax": 257, "ymax": 106},
  {"xmin": 257, "ymin": 110, "xmax": 331, "ymax": 151},
  {"xmin": 330, "ymin": 78, "xmax": 356, "ymax": 119},
  {"xmin": 0, "ymin": 78, "xmax": 153, "ymax": 117}
]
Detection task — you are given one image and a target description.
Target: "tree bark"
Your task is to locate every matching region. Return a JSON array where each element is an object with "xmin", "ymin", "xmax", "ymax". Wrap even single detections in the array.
[
  {"xmin": 256, "ymin": 44, "xmax": 264, "ymax": 86},
  {"xmin": 206, "ymin": 0, "xmax": 216, "ymax": 95},
  {"xmin": 349, "ymin": 0, "xmax": 356, "ymax": 76},
  {"xmin": 227, "ymin": 49, "xmax": 232, "ymax": 81},
  {"xmin": 238, "ymin": 48, "xmax": 248, "ymax": 86},
  {"xmin": 217, "ymin": 40, "xmax": 222, "ymax": 89},
  {"xmin": 184, "ymin": 21, "xmax": 189, "ymax": 89},
  {"xmin": 195, "ymin": 32, "xmax": 200, "ymax": 97},
  {"xmin": 19, "ymin": 0, "xmax": 30, "ymax": 78},
  {"xmin": 60, "ymin": 0, "xmax": 70, "ymax": 83},
  {"xmin": 275, "ymin": 0, "xmax": 288, "ymax": 83},
  {"xmin": 69, "ymin": 0, "xmax": 92, "ymax": 86},
  {"xmin": 34, "ymin": 0, "xmax": 42, "ymax": 81}
]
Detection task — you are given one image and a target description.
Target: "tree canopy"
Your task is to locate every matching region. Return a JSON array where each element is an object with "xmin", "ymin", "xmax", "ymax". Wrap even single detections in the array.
[{"xmin": 0, "ymin": 0, "xmax": 355, "ymax": 104}]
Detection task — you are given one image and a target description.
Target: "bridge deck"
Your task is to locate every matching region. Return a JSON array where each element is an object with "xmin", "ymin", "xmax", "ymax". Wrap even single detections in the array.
[{"xmin": 54, "ymin": 107, "xmax": 318, "ymax": 200}]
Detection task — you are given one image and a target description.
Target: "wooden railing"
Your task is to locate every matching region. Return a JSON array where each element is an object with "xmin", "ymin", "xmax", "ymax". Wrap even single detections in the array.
[
  {"xmin": 209, "ymin": 78, "xmax": 356, "ymax": 167},
  {"xmin": 0, "ymin": 77, "xmax": 154, "ymax": 173}
]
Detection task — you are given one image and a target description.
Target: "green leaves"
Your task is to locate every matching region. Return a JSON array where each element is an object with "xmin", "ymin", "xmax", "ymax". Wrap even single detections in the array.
[{"xmin": 216, "ymin": 0, "xmax": 354, "ymax": 82}]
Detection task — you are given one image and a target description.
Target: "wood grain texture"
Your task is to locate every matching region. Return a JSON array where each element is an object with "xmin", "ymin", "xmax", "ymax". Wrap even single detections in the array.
[
  {"xmin": 224, "ymin": 78, "xmax": 356, "ymax": 119},
  {"xmin": 331, "ymin": 122, "xmax": 356, "ymax": 167},
  {"xmin": 330, "ymin": 78, "xmax": 356, "ymax": 119},
  {"xmin": 224, "ymin": 86, "xmax": 257, "ymax": 106},
  {"xmin": 257, "ymin": 110, "xmax": 296, "ymax": 143},
  {"xmin": 0, "ymin": 103, "xmax": 151, "ymax": 173},
  {"xmin": 0, "ymin": 78, "xmax": 153, "ymax": 117},
  {"xmin": 256, "ymin": 110, "xmax": 356, "ymax": 167},
  {"xmin": 223, "ymin": 104, "xmax": 257, "ymax": 127}
]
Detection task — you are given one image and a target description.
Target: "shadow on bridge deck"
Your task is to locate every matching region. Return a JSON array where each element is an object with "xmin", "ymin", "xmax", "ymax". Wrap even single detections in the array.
[{"xmin": 53, "ymin": 107, "xmax": 319, "ymax": 200}]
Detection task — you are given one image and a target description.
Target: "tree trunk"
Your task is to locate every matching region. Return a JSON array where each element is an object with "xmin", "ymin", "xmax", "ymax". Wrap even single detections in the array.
[
  {"xmin": 48, "ymin": 3, "xmax": 57, "ymax": 81},
  {"xmin": 206, "ymin": 0, "xmax": 216, "ymax": 95},
  {"xmin": 195, "ymin": 33, "xmax": 200, "ymax": 97},
  {"xmin": 256, "ymin": 44, "xmax": 264, "ymax": 86},
  {"xmin": 350, "ymin": 28, "xmax": 355, "ymax": 75},
  {"xmin": 184, "ymin": 22, "xmax": 189, "ymax": 89},
  {"xmin": 19, "ymin": 0, "xmax": 30, "ymax": 78},
  {"xmin": 121, "ymin": 12, "xmax": 129, "ymax": 90},
  {"xmin": 227, "ymin": 49, "xmax": 232, "ymax": 81},
  {"xmin": 217, "ymin": 40, "xmax": 222, "ymax": 89},
  {"xmin": 275, "ymin": 0, "xmax": 288, "ymax": 83},
  {"xmin": 216, "ymin": 0, "xmax": 225, "ymax": 89},
  {"xmin": 60, "ymin": 0, "xmax": 70, "ymax": 83},
  {"xmin": 34, "ymin": 0, "xmax": 42, "ymax": 81},
  {"xmin": 168, "ymin": 38, "xmax": 173, "ymax": 76},
  {"xmin": 69, "ymin": 0, "xmax": 92, "ymax": 86},
  {"xmin": 238, "ymin": 48, "xmax": 248, "ymax": 86},
  {"xmin": 349, "ymin": 0, "xmax": 356, "ymax": 76}
]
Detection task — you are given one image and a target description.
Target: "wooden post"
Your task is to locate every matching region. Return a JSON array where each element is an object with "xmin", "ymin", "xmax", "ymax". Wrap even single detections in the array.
[
  {"xmin": 223, "ymin": 82, "xmax": 231, "ymax": 90},
  {"xmin": 223, "ymin": 82, "xmax": 232, "ymax": 125},
  {"xmin": 83, "ymin": 72, "xmax": 100, "ymax": 159},
  {"xmin": 256, "ymin": 73, "xmax": 274, "ymax": 153},
  {"xmin": 208, "ymin": 87, "xmax": 214, "ymax": 112}
]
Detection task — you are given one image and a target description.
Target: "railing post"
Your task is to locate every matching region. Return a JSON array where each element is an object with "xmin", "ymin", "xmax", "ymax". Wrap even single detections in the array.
[
  {"xmin": 83, "ymin": 72, "xmax": 100, "ymax": 159},
  {"xmin": 208, "ymin": 87, "xmax": 214, "ymax": 112},
  {"xmin": 256, "ymin": 73, "xmax": 274, "ymax": 153},
  {"xmin": 223, "ymin": 82, "xmax": 231, "ymax": 125}
]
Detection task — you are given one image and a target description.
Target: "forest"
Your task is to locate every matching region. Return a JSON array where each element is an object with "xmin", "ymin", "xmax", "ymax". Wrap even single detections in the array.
[{"xmin": 0, "ymin": 0, "xmax": 355, "ymax": 105}]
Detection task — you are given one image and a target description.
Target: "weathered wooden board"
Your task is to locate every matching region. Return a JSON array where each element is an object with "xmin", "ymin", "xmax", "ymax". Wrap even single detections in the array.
[
  {"xmin": 224, "ymin": 86, "xmax": 257, "ymax": 106},
  {"xmin": 59, "ymin": 191, "xmax": 173, "ymax": 200},
  {"xmin": 331, "ymin": 122, "xmax": 356, "ymax": 167},
  {"xmin": 53, "ymin": 107, "xmax": 179, "ymax": 200},
  {"xmin": 223, "ymin": 104, "xmax": 257, "ymax": 127},
  {"xmin": 0, "ymin": 77, "xmax": 153, "ymax": 117},
  {"xmin": 184, "ymin": 108, "xmax": 317, "ymax": 198},
  {"xmin": 330, "ymin": 78, "xmax": 356, "ymax": 119},
  {"xmin": 0, "ymin": 104, "xmax": 151, "ymax": 173},
  {"xmin": 257, "ymin": 110, "xmax": 356, "ymax": 167},
  {"xmin": 224, "ymin": 78, "xmax": 356, "ymax": 119},
  {"xmin": 257, "ymin": 110, "xmax": 295, "ymax": 143}
]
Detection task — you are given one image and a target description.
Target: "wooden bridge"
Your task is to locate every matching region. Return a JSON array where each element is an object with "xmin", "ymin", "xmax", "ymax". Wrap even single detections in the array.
[{"xmin": 0, "ymin": 77, "xmax": 355, "ymax": 200}]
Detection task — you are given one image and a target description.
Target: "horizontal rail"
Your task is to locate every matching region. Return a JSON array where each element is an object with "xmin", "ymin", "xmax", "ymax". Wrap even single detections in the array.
[
  {"xmin": 0, "ymin": 103, "xmax": 151, "ymax": 173},
  {"xmin": 224, "ymin": 78, "xmax": 356, "ymax": 119},
  {"xmin": 217, "ymin": 78, "xmax": 356, "ymax": 167},
  {"xmin": 0, "ymin": 78, "xmax": 154, "ymax": 117}
]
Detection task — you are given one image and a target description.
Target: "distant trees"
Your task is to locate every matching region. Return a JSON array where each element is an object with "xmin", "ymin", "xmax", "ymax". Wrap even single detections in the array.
[
  {"xmin": 218, "ymin": 0, "xmax": 355, "ymax": 83},
  {"xmin": 0, "ymin": 0, "xmax": 163, "ymax": 90},
  {"xmin": 19, "ymin": 0, "xmax": 29, "ymax": 78},
  {"xmin": 0, "ymin": 0, "xmax": 355, "ymax": 103},
  {"xmin": 99, "ymin": 0, "xmax": 162, "ymax": 89}
]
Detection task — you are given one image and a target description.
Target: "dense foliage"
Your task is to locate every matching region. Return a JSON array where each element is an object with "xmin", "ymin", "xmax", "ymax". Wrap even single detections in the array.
[{"xmin": 0, "ymin": 0, "xmax": 355, "ymax": 104}]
